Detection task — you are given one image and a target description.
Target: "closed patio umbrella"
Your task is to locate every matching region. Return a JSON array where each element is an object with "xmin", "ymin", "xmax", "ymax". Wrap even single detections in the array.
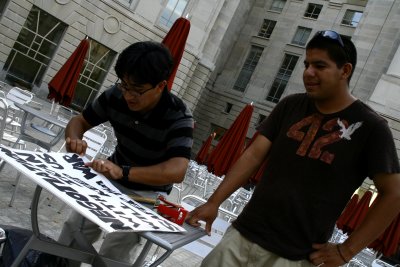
[
  {"xmin": 343, "ymin": 190, "xmax": 373, "ymax": 234},
  {"xmin": 336, "ymin": 193, "xmax": 359, "ymax": 230},
  {"xmin": 207, "ymin": 103, "xmax": 254, "ymax": 176},
  {"xmin": 47, "ymin": 38, "xmax": 89, "ymax": 108},
  {"xmin": 162, "ymin": 17, "xmax": 190, "ymax": 91},
  {"xmin": 195, "ymin": 132, "xmax": 215, "ymax": 165}
]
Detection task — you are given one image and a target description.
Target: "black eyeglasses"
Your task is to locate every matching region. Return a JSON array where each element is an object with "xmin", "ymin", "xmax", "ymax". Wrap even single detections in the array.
[
  {"xmin": 314, "ymin": 30, "xmax": 344, "ymax": 47},
  {"xmin": 115, "ymin": 81, "xmax": 155, "ymax": 97}
]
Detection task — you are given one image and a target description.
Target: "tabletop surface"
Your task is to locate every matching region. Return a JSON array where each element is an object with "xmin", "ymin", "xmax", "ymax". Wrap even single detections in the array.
[{"xmin": 14, "ymin": 102, "xmax": 67, "ymax": 128}]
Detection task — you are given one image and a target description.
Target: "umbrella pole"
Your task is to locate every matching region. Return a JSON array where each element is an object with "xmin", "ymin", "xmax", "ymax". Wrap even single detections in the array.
[{"xmin": 50, "ymin": 99, "xmax": 56, "ymax": 114}]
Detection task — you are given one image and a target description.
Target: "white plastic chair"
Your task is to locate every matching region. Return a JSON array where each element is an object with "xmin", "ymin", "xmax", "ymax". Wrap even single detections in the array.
[
  {"xmin": 180, "ymin": 195, "xmax": 236, "ymax": 258},
  {"xmin": 0, "ymin": 97, "xmax": 25, "ymax": 149},
  {"xmin": 4, "ymin": 87, "xmax": 34, "ymax": 133},
  {"xmin": 82, "ymin": 127, "xmax": 108, "ymax": 161},
  {"xmin": 5, "ymin": 87, "xmax": 34, "ymax": 109},
  {"xmin": 0, "ymin": 98, "xmax": 9, "ymax": 142}
]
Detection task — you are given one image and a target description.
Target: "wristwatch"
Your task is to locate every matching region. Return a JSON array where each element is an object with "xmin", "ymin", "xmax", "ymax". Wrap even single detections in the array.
[{"xmin": 121, "ymin": 165, "xmax": 131, "ymax": 182}]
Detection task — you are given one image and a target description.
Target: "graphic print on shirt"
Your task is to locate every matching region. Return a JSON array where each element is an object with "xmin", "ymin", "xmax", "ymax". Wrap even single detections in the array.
[{"xmin": 287, "ymin": 113, "xmax": 363, "ymax": 164}]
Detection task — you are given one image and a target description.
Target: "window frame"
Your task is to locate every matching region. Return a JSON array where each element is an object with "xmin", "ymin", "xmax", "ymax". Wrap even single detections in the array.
[
  {"xmin": 159, "ymin": 0, "xmax": 189, "ymax": 28},
  {"xmin": 266, "ymin": 53, "xmax": 299, "ymax": 103},
  {"xmin": 341, "ymin": 9, "xmax": 363, "ymax": 27},
  {"xmin": 303, "ymin": 3, "xmax": 323, "ymax": 19},
  {"xmin": 3, "ymin": 6, "xmax": 67, "ymax": 89},
  {"xmin": 233, "ymin": 46, "xmax": 264, "ymax": 93},
  {"xmin": 269, "ymin": 0, "xmax": 286, "ymax": 13},
  {"xmin": 257, "ymin": 19, "xmax": 277, "ymax": 39},
  {"xmin": 291, "ymin": 26, "xmax": 312, "ymax": 47}
]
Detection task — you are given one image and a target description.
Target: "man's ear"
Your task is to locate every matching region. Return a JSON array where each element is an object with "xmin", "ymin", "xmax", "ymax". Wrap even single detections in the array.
[
  {"xmin": 342, "ymin": 63, "xmax": 353, "ymax": 80},
  {"xmin": 157, "ymin": 80, "xmax": 167, "ymax": 92}
]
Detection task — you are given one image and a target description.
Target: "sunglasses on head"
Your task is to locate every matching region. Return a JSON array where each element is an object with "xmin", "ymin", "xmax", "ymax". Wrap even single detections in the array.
[{"xmin": 314, "ymin": 30, "xmax": 344, "ymax": 47}]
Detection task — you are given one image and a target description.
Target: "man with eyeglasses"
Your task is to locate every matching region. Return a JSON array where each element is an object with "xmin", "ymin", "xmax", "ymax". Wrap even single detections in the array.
[
  {"xmin": 188, "ymin": 31, "xmax": 400, "ymax": 267},
  {"xmin": 58, "ymin": 41, "xmax": 194, "ymax": 266}
]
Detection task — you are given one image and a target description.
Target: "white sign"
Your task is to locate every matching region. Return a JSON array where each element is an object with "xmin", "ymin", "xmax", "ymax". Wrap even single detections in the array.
[{"xmin": 0, "ymin": 145, "xmax": 185, "ymax": 233}]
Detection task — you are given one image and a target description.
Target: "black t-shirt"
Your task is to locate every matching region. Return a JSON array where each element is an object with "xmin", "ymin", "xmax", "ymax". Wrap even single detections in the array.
[{"xmin": 233, "ymin": 93, "xmax": 400, "ymax": 260}]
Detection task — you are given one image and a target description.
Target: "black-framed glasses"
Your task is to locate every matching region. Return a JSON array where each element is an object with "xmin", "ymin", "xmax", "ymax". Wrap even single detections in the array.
[
  {"xmin": 116, "ymin": 81, "xmax": 155, "ymax": 97},
  {"xmin": 314, "ymin": 30, "xmax": 344, "ymax": 47}
]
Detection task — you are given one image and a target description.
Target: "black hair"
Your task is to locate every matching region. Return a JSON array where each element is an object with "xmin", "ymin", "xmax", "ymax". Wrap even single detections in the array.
[
  {"xmin": 306, "ymin": 35, "xmax": 357, "ymax": 83},
  {"xmin": 115, "ymin": 41, "xmax": 173, "ymax": 87}
]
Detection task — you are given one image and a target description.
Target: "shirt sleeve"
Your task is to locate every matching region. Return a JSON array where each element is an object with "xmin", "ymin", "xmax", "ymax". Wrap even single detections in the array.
[
  {"xmin": 165, "ymin": 109, "xmax": 194, "ymax": 160},
  {"xmin": 82, "ymin": 89, "xmax": 111, "ymax": 127},
  {"xmin": 257, "ymin": 96, "xmax": 291, "ymax": 142},
  {"xmin": 365, "ymin": 118, "xmax": 400, "ymax": 178}
]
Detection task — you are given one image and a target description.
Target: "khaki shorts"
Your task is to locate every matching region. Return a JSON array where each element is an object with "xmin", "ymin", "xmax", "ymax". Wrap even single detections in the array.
[{"xmin": 201, "ymin": 226, "xmax": 314, "ymax": 267}]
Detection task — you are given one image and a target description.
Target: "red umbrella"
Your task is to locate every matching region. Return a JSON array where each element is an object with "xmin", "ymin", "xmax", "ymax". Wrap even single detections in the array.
[
  {"xmin": 207, "ymin": 103, "xmax": 254, "ymax": 176},
  {"xmin": 195, "ymin": 132, "xmax": 215, "ymax": 165},
  {"xmin": 343, "ymin": 190, "xmax": 373, "ymax": 233},
  {"xmin": 48, "ymin": 38, "xmax": 89, "ymax": 107},
  {"xmin": 336, "ymin": 193, "xmax": 359, "ymax": 230},
  {"xmin": 162, "ymin": 17, "xmax": 190, "ymax": 91}
]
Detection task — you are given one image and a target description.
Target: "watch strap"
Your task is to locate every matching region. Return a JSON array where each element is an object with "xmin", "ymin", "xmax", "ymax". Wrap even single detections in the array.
[{"xmin": 121, "ymin": 165, "xmax": 131, "ymax": 181}]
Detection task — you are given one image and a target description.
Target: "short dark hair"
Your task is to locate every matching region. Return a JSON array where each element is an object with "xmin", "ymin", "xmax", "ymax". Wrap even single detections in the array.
[
  {"xmin": 115, "ymin": 41, "xmax": 173, "ymax": 87},
  {"xmin": 306, "ymin": 33, "xmax": 357, "ymax": 83}
]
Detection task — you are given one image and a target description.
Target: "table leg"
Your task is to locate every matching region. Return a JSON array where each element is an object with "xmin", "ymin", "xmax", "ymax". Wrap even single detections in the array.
[{"xmin": 10, "ymin": 185, "xmax": 104, "ymax": 266}]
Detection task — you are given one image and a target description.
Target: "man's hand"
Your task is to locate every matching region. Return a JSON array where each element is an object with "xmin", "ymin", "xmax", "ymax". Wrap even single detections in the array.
[
  {"xmin": 186, "ymin": 202, "xmax": 219, "ymax": 235},
  {"xmin": 65, "ymin": 137, "xmax": 87, "ymax": 156},
  {"xmin": 85, "ymin": 159, "xmax": 123, "ymax": 180},
  {"xmin": 309, "ymin": 243, "xmax": 350, "ymax": 267}
]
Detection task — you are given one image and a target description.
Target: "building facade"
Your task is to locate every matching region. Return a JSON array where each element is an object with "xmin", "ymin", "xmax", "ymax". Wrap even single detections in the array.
[
  {"xmin": 192, "ymin": 0, "xmax": 400, "ymax": 163},
  {"xmin": 0, "ymin": 0, "xmax": 233, "ymax": 112}
]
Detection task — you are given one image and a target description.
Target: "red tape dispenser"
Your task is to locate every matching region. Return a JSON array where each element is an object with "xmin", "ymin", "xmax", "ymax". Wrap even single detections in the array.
[{"xmin": 156, "ymin": 195, "xmax": 188, "ymax": 225}]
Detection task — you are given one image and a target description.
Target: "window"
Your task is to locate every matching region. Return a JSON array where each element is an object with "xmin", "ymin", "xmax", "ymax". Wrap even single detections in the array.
[
  {"xmin": 266, "ymin": 54, "xmax": 299, "ymax": 103},
  {"xmin": 225, "ymin": 103, "xmax": 233, "ymax": 113},
  {"xmin": 71, "ymin": 39, "xmax": 117, "ymax": 111},
  {"xmin": 159, "ymin": 0, "xmax": 188, "ymax": 28},
  {"xmin": 3, "ymin": 6, "xmax": 67, "ymax": 88},
  {"xmin": 341, "ymin": 10, "xmax": 363, "ymax": 27},
  {"xmin": 291, "ymin": 26, "xmax": 312, "ymax": 46},
  {"xmin": 258, "ymin": 19, "xmax": 277, "ymax": 39},
  {"xmin": 233, "ymin": 46, "xmax": 264, "ymax": 92},
  {"xmin": 304, "ymin": 3, "xmax": 322, "ymax": 19},
  {"xmin": 0, "ymin": 0, "xmax": 10, "ymax": 18},
  {"xmin": 210, "ymin": 124, "xmax": 227, "ymax": 142},
  {"xmin": 269, "ymin": 0, "xmax": 286, "ymax": 12}
]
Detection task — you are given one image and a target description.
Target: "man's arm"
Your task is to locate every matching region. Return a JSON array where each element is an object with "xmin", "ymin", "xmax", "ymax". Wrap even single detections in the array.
[
  {"xmin": 186, "ymin": 134, "xmax": 272, "ymax": 233},
  {"xmin": 310, "ymin": 172, "xmax": 400, "ymax": 266},
  {"xmin": 87, "ymin": 156, "xmax": 190, "ymax": 185},
  {"xmin": 127, "ymin": 157, "xmax": 190, "ymax": 185},
  {"xmin": 65, "ymin": 114, "xmax": 93, "ymax": 155}
]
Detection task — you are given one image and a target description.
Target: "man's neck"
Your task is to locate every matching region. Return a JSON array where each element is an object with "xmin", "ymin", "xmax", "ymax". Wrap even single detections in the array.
[{"xmin": 314, "ymin": 91, "xmax": 357, "ymax": 114}]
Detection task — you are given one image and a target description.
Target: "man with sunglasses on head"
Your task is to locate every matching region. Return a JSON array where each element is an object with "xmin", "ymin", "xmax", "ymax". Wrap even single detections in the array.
[
  {"xmin": 58, "ymin": 41, "xmax": 194, "ymax": 266},
  {"xmin": 188, "ymin": 30, "xmax": 400, "ymax": 267}
]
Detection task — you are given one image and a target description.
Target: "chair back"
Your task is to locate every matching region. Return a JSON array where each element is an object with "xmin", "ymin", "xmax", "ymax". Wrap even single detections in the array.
[
  {"xmin": 0, "ymin": 97, "xmax": 9, "ymax": 141},
  {"xmin": 82, "ymin": 127, "xmax": 108, "ymax": 161},
  {"xmin": 6, "ymin": 87, "xmax": 34, "ymax": 109}
]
